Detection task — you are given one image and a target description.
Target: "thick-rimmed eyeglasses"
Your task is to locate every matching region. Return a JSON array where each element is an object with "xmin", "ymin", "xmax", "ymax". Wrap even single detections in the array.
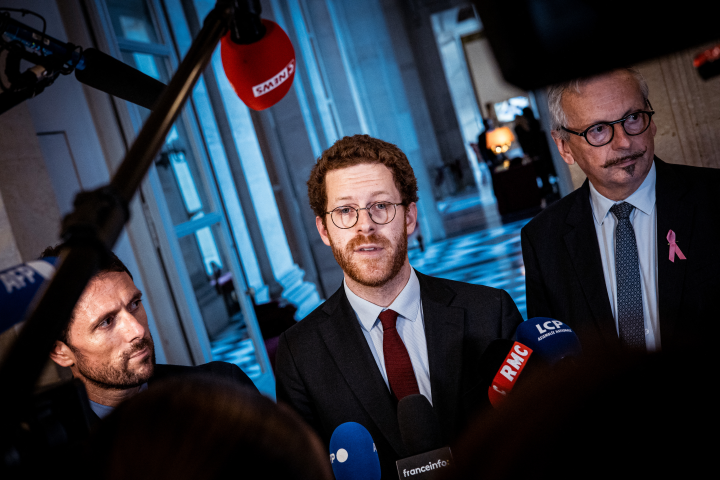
[
  {"xmin": 325, "ymin": 202, "xmax": 404, "ymax": 229},
  {"xmin": 562, "ymin": 110, "xmax": 655, "ymax": 147}
]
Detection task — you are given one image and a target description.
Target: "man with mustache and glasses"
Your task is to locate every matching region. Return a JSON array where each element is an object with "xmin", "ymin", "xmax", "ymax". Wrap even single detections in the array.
[
  {"xmin": 43, "ymin": 246, "xmax": 257, "ymax": 422},
  {"xmin": 275, "ymin": 135, "xmax": 523, "ymax": 477},
  {"xmin": 521, "ymin": 68, "xmax": 720, "ymax": 357}
]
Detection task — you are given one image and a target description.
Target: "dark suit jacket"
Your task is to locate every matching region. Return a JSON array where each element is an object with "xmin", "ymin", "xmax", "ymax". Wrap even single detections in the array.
[
  {"xmin": 88, "ymin": 361, "xmax": 258, "ymax": 423},
  {"xmin": 150, "ymin": 361, "xmax": 258, "ymax": 392},
  {"xmin": 521, "ymin": 158, "xmax": 720, "ymax": 355},
  {"xmin": 275, "ymin": 271, "xmax": 522, "ymax": 478}
]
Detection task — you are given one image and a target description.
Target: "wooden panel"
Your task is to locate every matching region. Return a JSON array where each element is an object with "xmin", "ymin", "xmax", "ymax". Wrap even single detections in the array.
[{"xmin": 636, "ymin": 41, "xmax": 720, "ymax": 169}]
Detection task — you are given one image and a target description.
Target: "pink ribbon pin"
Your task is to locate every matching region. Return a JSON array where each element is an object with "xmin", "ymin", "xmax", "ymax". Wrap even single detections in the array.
[{"xmin": 667, "ymin": 230, "xmax": 686, "ymax": 262}]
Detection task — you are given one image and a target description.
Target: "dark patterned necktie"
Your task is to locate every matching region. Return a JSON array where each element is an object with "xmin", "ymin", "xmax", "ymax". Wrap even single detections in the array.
[
  {"xmin": 378, "ymin": 309, "xmax": 419, "ymax": 400},
  {"xmin": 610, "ymin": 202, "xmax": 646, "ymax": 352}
]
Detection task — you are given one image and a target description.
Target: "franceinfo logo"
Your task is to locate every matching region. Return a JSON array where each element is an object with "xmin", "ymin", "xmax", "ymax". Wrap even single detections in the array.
[
  {"xmin": 403, "ymin": 459, "xmax": 451, "ymax": 476},
  {"xmin": 396, "ymin": 446, "xmax": 454, "ymax": 479}
]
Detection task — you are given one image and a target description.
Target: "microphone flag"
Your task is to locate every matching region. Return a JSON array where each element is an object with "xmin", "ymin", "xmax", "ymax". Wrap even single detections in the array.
[{"xmin": 487, "ymin": 341, "xmax": 533, "ymax": 408}]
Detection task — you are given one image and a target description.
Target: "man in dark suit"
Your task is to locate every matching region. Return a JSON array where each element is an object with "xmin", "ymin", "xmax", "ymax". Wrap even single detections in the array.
[
  {"xmin": 44, "ymin": 246, "xmax": 257, "ymax": 421},
  {"xmin": 276, "ymin": 135, "xmax": 522, "ymax": 477},
  {"xmin": 522, "ymin": 69, "xmax": 720, "ymax": 356}
]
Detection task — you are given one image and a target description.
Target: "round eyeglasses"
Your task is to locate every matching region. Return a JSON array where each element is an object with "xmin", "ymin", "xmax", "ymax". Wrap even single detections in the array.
[
  {"xmin": 561, "ymin": 110, "xmax": 655, "ymax": 147},
  {"xmin": 326, "ymin": 202, "xmax": 404, "ymax": 229}
]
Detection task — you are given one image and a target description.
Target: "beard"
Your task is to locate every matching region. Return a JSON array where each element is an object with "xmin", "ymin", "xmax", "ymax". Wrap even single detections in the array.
[
  {"xmin": 329, "ymin": 224, "xmax": 408, "ymax": 288},
  {"xmin": 72, "ymin": 336, "xmax": 156, "ymax": 390}
]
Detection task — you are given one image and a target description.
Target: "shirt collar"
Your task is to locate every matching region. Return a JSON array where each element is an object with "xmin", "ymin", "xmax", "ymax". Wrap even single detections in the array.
[
  {"xmin": 344, "ymin": 268, "xmax": 422, "ymax": 332},
  {"xmin": 589, "ymin": 161, "xmax": 656, "ymax": 225}
]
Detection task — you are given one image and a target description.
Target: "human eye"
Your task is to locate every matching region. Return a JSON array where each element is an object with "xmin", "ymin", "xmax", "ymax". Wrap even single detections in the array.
[
  {"xmin": 589, "ymin": 124, "xmax": 607, "ymax": 134},
  {"xmin": 373, "ymin": 202, "xmax": 388, "ymax": 210},
  {"xmin": 337, "ymin": 206, "xmax": 354, "ymax": 216},
  {"xmin": 97, "ymin": 316, "xmax": 114, "ymax": 329},
  {"xmin": 624, "ymin": 112, "xmax": 642, "ymax": 125},
  {"xmin": 129, "ymin": 298, "xmax": 142, "ymax": 311}
]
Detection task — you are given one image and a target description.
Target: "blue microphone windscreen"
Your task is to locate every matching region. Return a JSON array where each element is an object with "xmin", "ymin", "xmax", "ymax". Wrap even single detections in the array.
[
  {"xmin": 516, "ymin": 317, "xmax": 582, "ymax": 365},
  {"xmin": 329, "ymin": 422, "xmax": 381, "ymax": 480},
  {"xmin": 0, "ymin": 259, "xmax": 57, "ymax": 334}
]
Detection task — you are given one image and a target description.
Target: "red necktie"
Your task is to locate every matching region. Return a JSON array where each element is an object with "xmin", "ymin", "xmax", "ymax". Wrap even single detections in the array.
[{"xmin": 378, "ymin": 309, "xmax": 419, "ymax": 401}]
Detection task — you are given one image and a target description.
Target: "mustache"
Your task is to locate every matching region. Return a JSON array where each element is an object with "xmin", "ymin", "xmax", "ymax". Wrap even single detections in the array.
[
  {"xmin": 123, "ymin": 336, "xmax": 153, "ymax": 360},
  {"xmin": 347, "ymin": 233, "xmax": 390, "ymax": 251},
  {"xmin": 602, "ymin": 148, "xmax": 646, "ymax": 169}
]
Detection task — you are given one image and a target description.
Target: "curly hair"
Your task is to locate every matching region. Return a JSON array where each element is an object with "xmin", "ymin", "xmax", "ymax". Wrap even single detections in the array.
[{"xmin": 307, "ymin": 135, "xmax": 419, "ymax": 220}]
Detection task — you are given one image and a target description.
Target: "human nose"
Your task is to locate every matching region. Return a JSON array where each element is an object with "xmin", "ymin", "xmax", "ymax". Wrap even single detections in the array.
[
  {"xmin": 355, "ymin": 207, "xmax": 375, "ymax": 233},
  {"xmin": 118, "ymin": 310, "xmax": 147, "ymax": 341},
  {"xmin": 611, "ymin": 122, "xmax": 633, "ymax": 149}
]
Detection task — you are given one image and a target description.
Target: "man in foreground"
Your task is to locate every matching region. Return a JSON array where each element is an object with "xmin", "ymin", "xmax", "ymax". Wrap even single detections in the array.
[
  {"xmin": 44, "ymin": 246, "xmax": 257, "ymax": 421},
  {"xmin": 275, "ymin": 135, "xmax": 523, "ymax": 477},
  {"xmin": 521, "ymin": 68, "xmax": 720, "ymax": 355}
]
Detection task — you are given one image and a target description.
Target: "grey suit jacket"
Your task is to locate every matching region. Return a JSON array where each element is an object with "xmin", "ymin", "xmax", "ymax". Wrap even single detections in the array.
[{"xmin": 275, "ymin": 271, "xmax": 522, "ymax": 478}]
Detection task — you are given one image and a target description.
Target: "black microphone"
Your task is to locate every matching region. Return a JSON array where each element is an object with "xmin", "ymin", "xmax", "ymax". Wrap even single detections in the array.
[
  {"xmin": 74, "ymin": 48, "xmax": 165, "ymax": 110},
  {"xmin": 1, "ymin": 14, "xmax": 166, "ymax": 110},
  {"xmin": 396, "ymin": 394, "xmax": 454, "ymax": 479}
]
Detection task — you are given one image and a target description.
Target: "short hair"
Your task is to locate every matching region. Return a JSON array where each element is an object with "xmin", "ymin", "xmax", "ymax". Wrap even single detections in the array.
[
  {"xmin": 41, "ymin": 244, "xmax": 133, "ymax": 345},
  {"xmin": 307, "ymin": 134, "xmax": 419, "ymax": 220},
  {"xmin": 548, "ymin": 68, "xmax": 650, "ymax": 141},
  {"xmin": 85, "ymin": 377, "xmax": 334, "ymax": 480}
]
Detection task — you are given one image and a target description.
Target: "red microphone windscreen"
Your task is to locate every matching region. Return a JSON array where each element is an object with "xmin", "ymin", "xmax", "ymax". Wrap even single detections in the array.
[
  {"xmin": 487, "ymin": 341, "xmax": 533, "ymax": 408},
  {"xmin": 220, "ymin": 19, "xmax": 296, "ymax": 111}
]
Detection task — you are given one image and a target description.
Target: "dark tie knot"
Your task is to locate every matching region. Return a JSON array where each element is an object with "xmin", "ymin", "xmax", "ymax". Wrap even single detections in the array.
[
  {"xmin": 378, "ymin": 309, "xmax": 399, "ymax": 331},
  {"xmin": 610, "ymin": 202, "xmax": 634, "ymax": 220}
]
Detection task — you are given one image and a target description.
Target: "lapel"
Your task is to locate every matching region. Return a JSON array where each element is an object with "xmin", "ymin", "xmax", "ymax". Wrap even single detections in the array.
[
  {"xmin": 316, "ymin": 287, "xmax": 408, "ymax": 457},
  {"xmin": 563, "ymin": 180, "xmax": 619, "ymax": 349},
  {"xmin": 654, "ymin": 158, "xmax": 693, "ymax": 350},
  {"xmin": 415, "ymin": 272, "xmax": 465, "ymax": 442}
]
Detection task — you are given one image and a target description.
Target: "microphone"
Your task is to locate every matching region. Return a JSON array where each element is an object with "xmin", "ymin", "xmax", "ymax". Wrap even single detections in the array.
[
  {"xmin": 516, "ymin": 317, "xmax": 582, "ymax": 365},
  {"xmin": 0, "ymin": 15, "xmax": 166, "ymax": 110},
  {"xmin": 486, "ymin": 318, "xmax": 583, "ymax": 408},
  {"xmin": 74, "ymin": 48, "xmax": 166, "ymax": 111},
  {"xmin": 0, "ymin": 258, "xmax": 57, "ymax": 334},
  {"xmin": 329, "ymin": 422, "xmax": 381, "ymax": 480},
  {"xmin": 486, "ymin": 341, "xmax": 533, "ymax": 408},
  {"xmin": 396, "ymin": 394, "xmax": 454, "ymax": 479},
  {"xmin": 220, "ymin": 18, "xmax": 295, "ymax": 111}
]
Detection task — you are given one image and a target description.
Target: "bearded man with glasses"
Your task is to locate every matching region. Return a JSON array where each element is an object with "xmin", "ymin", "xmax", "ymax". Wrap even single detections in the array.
[
  {"xmin": 275, "ymin": 134, "xmax": 522, "ymax": 478},
  {"xmin": 521, "ymin": 68, "xmax": 720, "ymax": 358}
]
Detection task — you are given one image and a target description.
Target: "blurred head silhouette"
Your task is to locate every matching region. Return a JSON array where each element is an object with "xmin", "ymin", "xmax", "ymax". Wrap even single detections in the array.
[
  {"xmin": 450, "ymin": 350, "xmax": 711, "ymax": 480},
  {"xmin": 86, "ymin": 376, "xmax": 333, "ymax": 480}
]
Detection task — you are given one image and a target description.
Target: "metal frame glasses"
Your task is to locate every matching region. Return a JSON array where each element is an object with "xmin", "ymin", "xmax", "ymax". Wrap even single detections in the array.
[
  {"xmin": 325, "ymin": 201, "xmax": 404, "ymax": 229},
  {"xmin": 561, "ymin": 108, "xmax": 655, "ymax": 147}
]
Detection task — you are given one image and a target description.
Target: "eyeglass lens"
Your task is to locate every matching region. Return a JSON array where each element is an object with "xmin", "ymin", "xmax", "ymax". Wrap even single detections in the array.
[
  {"xmin": 332, "ymin": 202, "xmax": 396, "ymax": 228},
  {"xmin": 586, "ymin": 112, "xmax": 652, "ymax": 146}
]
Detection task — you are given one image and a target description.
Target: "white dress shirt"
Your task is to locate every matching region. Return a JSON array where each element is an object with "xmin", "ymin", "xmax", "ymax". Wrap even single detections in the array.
[
  {"xmin": 343, "ymin": 268, "xmax": 432, "ymax": 404},
  {"xmin": 589, "ymin": 162, "xmax": 660, "ymax": 351}
]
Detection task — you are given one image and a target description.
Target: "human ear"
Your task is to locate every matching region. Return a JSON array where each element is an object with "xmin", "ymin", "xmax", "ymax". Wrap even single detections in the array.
[
  {"xmin": 49, "ymin": 341, "xmax": 76, "ymax": 368},
  {"xmin": 552, "ymin": 131, "xmax": 576, "ymax": 166},
  {"xmin": 316, "ymin": 216, "xmax": 332, "ymax": 247},
  {"xmin": 405, "ymin": 202, "xmax": 418, "ymax": 235}
]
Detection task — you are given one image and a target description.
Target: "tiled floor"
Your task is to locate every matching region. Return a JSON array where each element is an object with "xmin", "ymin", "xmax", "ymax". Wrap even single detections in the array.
[
  {"xmin": 409, "ymin": 217, "xmax": 530, "ymax": 320},
  {"xmin": 211, "ymin": 196, "xmax": 532, "ymax": 395}
]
